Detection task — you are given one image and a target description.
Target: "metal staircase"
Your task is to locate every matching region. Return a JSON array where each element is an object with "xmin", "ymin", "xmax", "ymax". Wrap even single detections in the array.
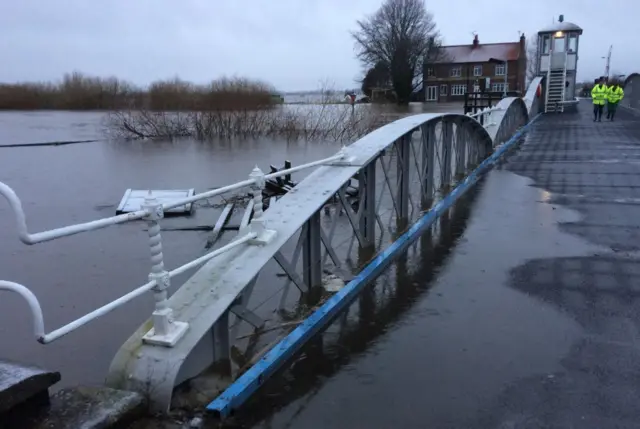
[{"xmin": 545, "ymin": 52, "xmax": 568, "ymax": 113}]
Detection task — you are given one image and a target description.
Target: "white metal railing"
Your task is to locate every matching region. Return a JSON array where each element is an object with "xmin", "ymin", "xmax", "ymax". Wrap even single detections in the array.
[
  {"xmin": 0, "ymin": 104, "xmax": 506, "ymax": 347},
  {"xmin": 467, "ymin": 105, "xmax": 505, "ymax": 128},
  {"xmin": 0, "ymin": 151, "xmax": 346, "ymax": 346}
]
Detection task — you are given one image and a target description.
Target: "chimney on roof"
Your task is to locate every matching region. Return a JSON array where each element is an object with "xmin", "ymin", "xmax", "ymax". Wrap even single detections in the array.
[
  {"xmin": 473, "ymin": 34, "xmax": 479, "ymax": 48},
  {"xmin": 520, "ymin": 33, "xmax": 526, "ymax": 52}
]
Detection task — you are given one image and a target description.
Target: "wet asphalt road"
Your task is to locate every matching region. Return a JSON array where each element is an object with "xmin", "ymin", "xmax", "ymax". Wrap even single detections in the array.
[{"xmin": 207, "ymin": 103, "xmax": 640, "ymax": 428}]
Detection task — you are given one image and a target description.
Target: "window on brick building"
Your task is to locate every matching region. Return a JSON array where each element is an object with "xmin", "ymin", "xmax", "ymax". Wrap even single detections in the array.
[
  {"xmin": 495, "ymin": 64, "xmax": 506, "ymax": 76},
  {"xmin": 450, "ymin": 67, "xmax": 462, "ymax": 77},
  {"xmin": 491, "ymin": 83, "xmax": 509, "ymax": 93},
  {"xmin": 439, "ymin": 84, "xmax": 447, "ymax": 96},
  {"xmin": 473, "ymin": 65, "xmax": 482, "ymax": 76},
  {"xmin": 451, "ymin": 84, "xmax": 467, "ymax": 96}
]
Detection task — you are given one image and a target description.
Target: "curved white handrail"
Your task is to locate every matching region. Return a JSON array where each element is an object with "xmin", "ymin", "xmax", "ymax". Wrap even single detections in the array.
[
  {"xmin": 0, "ymin": 281, "xmax": 45, "ymax": 342},
  {"xmin": 523, "ymin": 76, "xmax": 543, "ymax": 115}
]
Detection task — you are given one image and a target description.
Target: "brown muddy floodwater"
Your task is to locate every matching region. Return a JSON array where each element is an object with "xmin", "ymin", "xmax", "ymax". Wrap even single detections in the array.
[{"xmin": 0, "ymin": 105, "xmax": 586, "ymax": 429}]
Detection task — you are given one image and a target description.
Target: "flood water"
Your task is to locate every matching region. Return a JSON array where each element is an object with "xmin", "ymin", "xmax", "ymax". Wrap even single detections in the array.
[
  {"xmin": 0, "ymin": 103, "xmax": 461, "ymax": 389},
  {"xmin": 0, "ymin": 110, "xmax": 345, "ymax": 388}
]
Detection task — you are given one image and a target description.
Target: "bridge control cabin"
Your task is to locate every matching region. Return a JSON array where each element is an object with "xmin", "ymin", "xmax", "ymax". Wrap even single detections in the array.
[{"xmin": 535, "ymin": 15, "xmax": 583, "ymax": 113}]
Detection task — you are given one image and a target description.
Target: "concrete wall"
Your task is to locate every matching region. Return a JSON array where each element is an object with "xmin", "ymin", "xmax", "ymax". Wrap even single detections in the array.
[{"xmin": 623, "ymin": 73, "xmax": 640, "ymax": 110}]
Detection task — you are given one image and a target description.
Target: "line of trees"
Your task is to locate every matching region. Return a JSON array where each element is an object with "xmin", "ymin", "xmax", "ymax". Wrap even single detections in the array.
[
  {"xmin": 353, "ymin": 0, "xmax": 442, "ymax": 105},
  {"xmin": 0, "ymin": 72, "xmax": 277, "ymax": 111}
]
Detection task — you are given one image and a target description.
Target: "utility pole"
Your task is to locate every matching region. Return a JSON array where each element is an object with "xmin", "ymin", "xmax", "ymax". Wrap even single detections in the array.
[{"xmin": 604, "ymin": 45, "xmax": 612, "ymax": 80}]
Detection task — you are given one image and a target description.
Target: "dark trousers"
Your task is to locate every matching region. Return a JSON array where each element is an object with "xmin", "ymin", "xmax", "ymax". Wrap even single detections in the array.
[
  {"xmin": 607, "ymin": 102, "xmax": 619, "ymax": 120},
  {"xmin": 593, "ymin": 104, "xmax": 604, "ymax": 121}
]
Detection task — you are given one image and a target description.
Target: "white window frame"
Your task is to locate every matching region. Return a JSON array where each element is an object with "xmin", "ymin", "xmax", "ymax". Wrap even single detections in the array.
[
  {"xmin": 451, "ymin": 84, "xmax": 467, "ymax": 96},
  {"xmin": 425, "ymin": 85, "xmax": 438, "ymax": 101},
  {"xmin": 491, "ymin": 83, "xmax": 509, "ymax": 93},
  {"xmin": 426, "ymin": 68, "xmax": 435, "ymax": 77},
  {"xmin": 473, "ymin": 65, "xmax": 482, "ymax": 77},
  {"xmin": 450, "ymin": 67, "xmax": 462, "ymax": 77},
  {"xmin": 568, "ymin": 35, "xmax": 577, "ymax": 53},
  {"xmin": 439, "ymin": 84, "xmax": 447, "ymax": 96},
  {"xmin": 473, "ymin": 84, "xmax": 481, "ymax": 93},
  {"xmin": 495, "ymin": 64, "xmax": 506, "ymax": 76},
  {"xmin": 542, "ymin": 35, "xmax": 550, "ymax": 54}
]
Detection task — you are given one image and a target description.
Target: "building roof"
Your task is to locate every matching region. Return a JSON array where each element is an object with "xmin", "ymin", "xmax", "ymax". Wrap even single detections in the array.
[
  {"xmin": 538, "ymin": 21, "xmax": 583, "ymax": 34},
  {"xmin": 434, "ymin": 42, "xmax": 522, "ymax": 64}
]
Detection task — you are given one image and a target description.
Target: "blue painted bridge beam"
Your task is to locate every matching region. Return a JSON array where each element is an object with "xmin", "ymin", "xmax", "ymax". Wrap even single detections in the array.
[{"xmin": 206, "ymin": 114, "xmax": 541, "ymax": 418}]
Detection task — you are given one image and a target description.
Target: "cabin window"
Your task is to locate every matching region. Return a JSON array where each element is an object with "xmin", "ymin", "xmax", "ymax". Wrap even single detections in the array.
[
  {"xmin": 542, "ymin": 35, "xmax": 550, "ymax": 54},
  {"xmin": 568, "ymin": 35, "xmax": 577, "ymax": 53}
]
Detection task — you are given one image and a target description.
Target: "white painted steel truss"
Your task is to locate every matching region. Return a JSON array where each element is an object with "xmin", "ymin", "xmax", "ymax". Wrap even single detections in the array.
[{"xmin": 0, "ymin": 78, "xmax": 543, "ymax": 414}]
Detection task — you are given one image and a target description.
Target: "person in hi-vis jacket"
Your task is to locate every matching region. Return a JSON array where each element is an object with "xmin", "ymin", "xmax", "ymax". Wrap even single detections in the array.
[
  {"xmin": 606, "ymin": 82, "xmax": 625, "ymax": 121},
  {"xmin": 591, "ymin": 77, "xmax": 608, "ymax": 122}
]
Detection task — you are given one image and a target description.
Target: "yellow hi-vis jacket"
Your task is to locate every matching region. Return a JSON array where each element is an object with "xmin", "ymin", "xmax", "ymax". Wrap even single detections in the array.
[
  {"xmin": 591, "ymin": 84, "xmax": 608, "ymax": 105},
  {"xmin": 607, "ymin": 86, "xmax": 624, "ymax": 104}
]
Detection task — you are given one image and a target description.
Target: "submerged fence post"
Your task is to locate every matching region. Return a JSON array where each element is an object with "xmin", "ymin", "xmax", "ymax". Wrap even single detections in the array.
[{"xmin": 142, "ymin": 192, "xmax": 189, "ymax": 347}]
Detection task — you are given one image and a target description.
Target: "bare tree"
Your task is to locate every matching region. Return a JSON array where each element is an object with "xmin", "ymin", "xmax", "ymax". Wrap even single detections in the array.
[{"xmin": 352, "ymin": 0, "xmax": 441, "ymax": 105}]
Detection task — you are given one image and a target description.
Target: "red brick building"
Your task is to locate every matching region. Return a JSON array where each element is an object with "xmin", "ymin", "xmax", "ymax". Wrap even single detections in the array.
[{"xmin": 423, "ymin": 34, "xmax": 526, "ymax": 102}]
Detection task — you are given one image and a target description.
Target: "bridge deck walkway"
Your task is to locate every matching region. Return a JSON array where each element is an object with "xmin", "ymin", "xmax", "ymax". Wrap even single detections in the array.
[{"xmin": 202, "ymin": 101, "xmax": 640, "ymax": 428}]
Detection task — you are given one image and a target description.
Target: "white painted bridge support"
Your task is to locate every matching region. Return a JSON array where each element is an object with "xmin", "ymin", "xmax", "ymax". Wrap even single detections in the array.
[
  {"xmin": 421, "ymin": 123, "xmax": 436, "ymax": 206},
  {"xmin": 396, "ymin": 135, "xmax": 412, "ymax": 221},
  {"xmin": 359, "ymin": 162, "xmax": 377, "ymax": 247},
  {"xmin": 99, "ymin": 90, "xmax": 540, "ymax": 413},
  {"xmin": 303, "ymin": 212, "xmax": 323, "ymax": 290}
]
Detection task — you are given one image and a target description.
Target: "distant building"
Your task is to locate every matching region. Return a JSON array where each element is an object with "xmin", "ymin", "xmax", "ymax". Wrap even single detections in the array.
[{"xmin": 423, "ymin": 34, "xmax": 527, "ymax": 102}]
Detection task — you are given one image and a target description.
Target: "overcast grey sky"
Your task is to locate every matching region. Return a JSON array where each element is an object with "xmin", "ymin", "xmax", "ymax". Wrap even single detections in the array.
[{"xmin": 1, "ymin": 0, "xmax": 638, "ymax": 91}]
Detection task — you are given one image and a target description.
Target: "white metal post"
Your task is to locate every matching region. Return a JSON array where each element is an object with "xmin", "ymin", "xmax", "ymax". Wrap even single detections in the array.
[
  {"xmin": 248, "ymin": 166, "xmax": 277, "ymax": 245},
  {"xmin": 142, "ymin": 192, "xmax": 189, "ymax": 347}
]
